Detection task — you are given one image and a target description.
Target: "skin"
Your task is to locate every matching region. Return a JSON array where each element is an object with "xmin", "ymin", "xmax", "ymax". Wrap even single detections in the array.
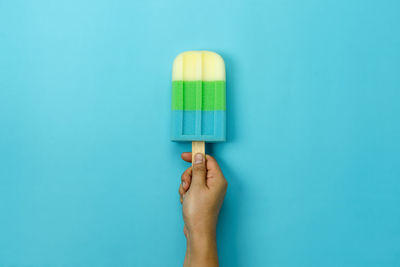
[{"xmin": 179, "ymin": 152, "xmax": 228, "ymax": 267}]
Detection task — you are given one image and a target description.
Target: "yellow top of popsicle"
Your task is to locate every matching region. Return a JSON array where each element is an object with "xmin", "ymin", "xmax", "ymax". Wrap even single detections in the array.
[{"xmin": 172, "ymin": 51, "xmax": 225, "ymax": 81}]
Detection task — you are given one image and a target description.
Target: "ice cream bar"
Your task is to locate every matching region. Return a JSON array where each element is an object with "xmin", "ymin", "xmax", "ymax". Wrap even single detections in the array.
[{"xmin": 171, "ymin": 51, "xmax": 226, "ymax": 163}]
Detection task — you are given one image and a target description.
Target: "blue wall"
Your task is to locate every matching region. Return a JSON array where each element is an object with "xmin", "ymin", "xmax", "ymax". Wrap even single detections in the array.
[{"xmin": 1, "ymin": 0, "xmax": 399, "ymax": 266}]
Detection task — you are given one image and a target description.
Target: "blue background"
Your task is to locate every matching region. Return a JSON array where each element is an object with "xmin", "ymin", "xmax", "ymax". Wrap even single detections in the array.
[{"xmin": 1, "ymin": 0, "xmax": 399, "ymax": 266}]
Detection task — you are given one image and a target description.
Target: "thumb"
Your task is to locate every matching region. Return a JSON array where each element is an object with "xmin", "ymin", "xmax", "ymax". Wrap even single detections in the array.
[{"xmin": 191, "ymin": 153, "xmax": 207, "ymax": 188}]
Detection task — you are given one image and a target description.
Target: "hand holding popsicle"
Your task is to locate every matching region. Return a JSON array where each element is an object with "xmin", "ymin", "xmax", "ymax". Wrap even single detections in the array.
[
  {"xmin": 172, "ymin": 51, "xmax": 227, "ymax": 266},
  {"xmin": 179, "ymin": 152, "xmax": 228, "ymax": 267}
]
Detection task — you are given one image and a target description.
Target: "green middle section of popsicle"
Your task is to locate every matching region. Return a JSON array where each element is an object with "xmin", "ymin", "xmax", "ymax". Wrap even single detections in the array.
[{"xmin": 172, "ymin": 81, "xmax": 226, "ymax": 111}]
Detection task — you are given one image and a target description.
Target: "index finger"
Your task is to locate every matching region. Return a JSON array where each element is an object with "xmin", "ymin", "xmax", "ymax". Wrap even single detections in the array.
[{"xmin": 181, "ymin": 152, "xmax": 192, "ymax": 163}]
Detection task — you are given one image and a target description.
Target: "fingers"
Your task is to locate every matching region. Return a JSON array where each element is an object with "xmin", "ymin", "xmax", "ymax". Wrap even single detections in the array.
[
  {"xmin": 181, "ymin": 167, "xmax": 191, "ymax": 190},
  {"xmin": 205, "ymin": 155, "xmax": 222, "ymax": 172},
  {"xmin": 178, "ymin": 183, "xmax": 185, "ymax": 203},
  {"xmin": 191, "ymin": 153, "xmax": 207, "ymax": 188},
  {"xmin": 179, "ymin": 167, "xmax": 192, "ymax": 203},
  {"xmin": 206, "ymin": 155, "xmax": 228, "ymax": 189},
  {"xmin": 181, "ymin": 152, "xmax": 192, "ymax": 163},
  {"xmin": 181, "ymin": 152, "xmax": 222, "ymax": 173},
  {"xmin": 181, "ymin": 152, "xmax": 225, "ymax": 188}
]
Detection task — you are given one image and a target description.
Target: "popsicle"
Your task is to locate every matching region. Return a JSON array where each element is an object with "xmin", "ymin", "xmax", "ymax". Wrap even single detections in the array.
[{"xmin": 171, "ymin": 51, "xmax": 226, "ymax": 163}]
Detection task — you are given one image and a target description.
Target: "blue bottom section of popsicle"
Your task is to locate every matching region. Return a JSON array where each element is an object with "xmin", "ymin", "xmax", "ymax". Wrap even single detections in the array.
[{"xmin": 171, "ymin": 110, "xmax": 226, "ymax": 142}]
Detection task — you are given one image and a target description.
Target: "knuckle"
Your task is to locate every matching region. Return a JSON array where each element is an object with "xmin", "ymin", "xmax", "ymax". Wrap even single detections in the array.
[
  {"xmin": 221, "ymin": 179, "xmax": 228, "ymax": 189},
  {"xmin": 193, "ymin": 164, "xmax": 206, "ymax": 173},
  {"xmin": 181, "ymin": 168, "xmax": 192, "ymax": 181}
]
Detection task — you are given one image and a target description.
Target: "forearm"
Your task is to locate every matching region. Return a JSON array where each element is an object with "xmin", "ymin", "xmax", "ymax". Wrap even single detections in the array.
[
  {"xmin": 183, "ymin": 239, "xmax": 190, "ymax": 267},
  {"xmin": 184, "ymin": 231, "xmax": 218, "ymax": 267}
]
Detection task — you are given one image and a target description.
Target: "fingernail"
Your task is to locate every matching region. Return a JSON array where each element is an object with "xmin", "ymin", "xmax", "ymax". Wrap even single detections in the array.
[
  {"xmin": 182, "ymin": 181, "xmax": 186, "ymax": 188},
  {"xmin": 194, "ymin": 153, "xmax": 203, "ymax": 164}
]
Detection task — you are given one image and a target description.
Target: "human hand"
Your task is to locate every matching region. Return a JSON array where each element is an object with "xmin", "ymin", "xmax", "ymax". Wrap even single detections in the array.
[{"xmin": 179, "ymin": 152, "xmax": 228, "ymax": 238}]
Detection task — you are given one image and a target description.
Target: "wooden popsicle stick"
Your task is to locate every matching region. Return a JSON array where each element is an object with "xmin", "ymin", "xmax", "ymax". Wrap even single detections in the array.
[{"xmin": 192, "ymin": 141, "xmax": 205, "ymax": 165}]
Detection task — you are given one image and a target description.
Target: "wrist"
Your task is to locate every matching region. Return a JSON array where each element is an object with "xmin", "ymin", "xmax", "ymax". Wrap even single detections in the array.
[
  {"xmin": 186, "ymin": 230, "xmax": 218, "ymax": 266},
  {"xmin": 187, "ymin": 228, "xmax": 216, "ymax": 243},
  {"xmin": 186, "ymin": 223, "xmax": 216, "ymax": 241}
]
